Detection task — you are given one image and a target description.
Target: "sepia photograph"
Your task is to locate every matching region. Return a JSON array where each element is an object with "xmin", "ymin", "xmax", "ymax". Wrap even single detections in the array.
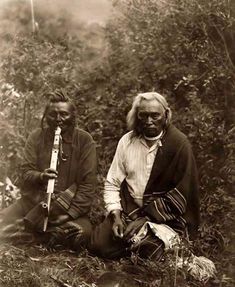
[{"xmin": 0, "ymin": 0, "xmax": 234, "ymax": 286}]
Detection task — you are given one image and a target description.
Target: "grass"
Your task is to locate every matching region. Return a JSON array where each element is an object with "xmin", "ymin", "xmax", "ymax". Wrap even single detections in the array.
[
  {"xmin": 0, "ymin": 186, "xmax": 234, "ymax": 287},
  {"xmin": 0, "ymin": 234, "xmax": 234, "ymax": 287}
]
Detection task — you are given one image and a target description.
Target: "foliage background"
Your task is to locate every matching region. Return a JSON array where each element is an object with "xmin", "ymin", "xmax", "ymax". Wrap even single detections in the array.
[{"xmin": 0, "ymin": 0, "xmax": 234, "ymax": 286}]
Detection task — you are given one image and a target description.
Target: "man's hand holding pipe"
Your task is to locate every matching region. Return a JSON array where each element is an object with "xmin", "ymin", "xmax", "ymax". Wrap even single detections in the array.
[{"xmin": 40, "ymin": 168, "xmax": 58, "ymax": 182}]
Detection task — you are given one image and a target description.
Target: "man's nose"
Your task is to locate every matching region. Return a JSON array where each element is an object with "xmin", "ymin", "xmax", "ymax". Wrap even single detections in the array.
[
  {"xmin": 56, "ymin": 114, "xmax": 61, "ymax": 121},
  {"xmin": 146, "ymin": 116, "xmax": 153, "ymax": 124}
]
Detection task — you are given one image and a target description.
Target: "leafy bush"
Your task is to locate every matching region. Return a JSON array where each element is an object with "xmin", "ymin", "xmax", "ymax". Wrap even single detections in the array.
[{"xmin": 77, "ymin": 0, "xmax": 235, "ymax": 280}]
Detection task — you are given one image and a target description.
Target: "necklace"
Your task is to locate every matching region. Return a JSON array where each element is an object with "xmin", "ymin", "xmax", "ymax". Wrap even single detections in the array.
[
  {"xmin": 144, "ymin": 135, "xmax": 160, "ymax": 141},
  {"xmin": 144, "ymin": 131, "xmax": 163, "ymax": 141}
]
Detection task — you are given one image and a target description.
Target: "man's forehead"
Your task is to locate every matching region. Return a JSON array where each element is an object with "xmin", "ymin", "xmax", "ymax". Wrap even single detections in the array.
[
  {"xmin": 48, "ymin": 101, "xmax": 72, "ymax": 112},
  {"xmin": 138, "ymin": 99, "xmax": 165, "ymax": 112}
]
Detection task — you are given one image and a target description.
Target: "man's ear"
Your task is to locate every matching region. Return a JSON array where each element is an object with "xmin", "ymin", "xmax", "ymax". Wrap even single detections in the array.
[
  {"xmin": 164, "ymin": 109, "xmax": 170, "ymax": 127},
  {"xmin": 165, "ymin": 109, "xmax": 169, "ymax": 119}
]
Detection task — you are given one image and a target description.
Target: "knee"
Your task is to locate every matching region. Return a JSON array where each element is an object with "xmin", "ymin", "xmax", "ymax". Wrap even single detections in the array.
[
  {"xmin": 0, "ymin": 201, "xmax": 24, "ymax": 225},
  {"xmin": 89, "ymin": 223, "xmax": 116, "ymax": 258},
  {"xmin": 89, "ymin": 225, "xmax": 128, "ymax": 259},
  {"xmin": 71, "ymin": 218, "xmax": 95, "ymax": 250},
  {"xmin": 89, "ymin": 228, "xmax": 106, "ymax": 256},
  {"xmin": 89, "ymin": 242, "xmax": 114, "ymax": 259}
]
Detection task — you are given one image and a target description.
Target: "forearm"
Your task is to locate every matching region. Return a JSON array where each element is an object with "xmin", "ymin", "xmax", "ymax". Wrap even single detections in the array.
[
  {"xmin": 66, "ymin": 139, "xmax": 97, "ymax": 218},
  {"xmin": 20, "ymin": 129, "xmax": 45, "ymax": 189},
  {"xmin": 53, "ymin": 182, "xmax": 94, "ymax": 219},
  {"xmin": 68, "ymin": 182, "xmax": 95, "ymax": 218},
  {"xmin": 20, "ymin": 165, "xmax": 45, "ymax": 201},
  {"xmin": 104, "ymin": 179, "xmax": 122, "ymax": 213},
  {"xmin": 46, "ymin": 182, "xmax": 94, "ymax": 223},
  {"xmin": 143, "ymin": 187, "xmax": 187, "ymax": 223},
  {"xmin": 21, "ymin": 168, "xmax": 43, "ymax": 185}
]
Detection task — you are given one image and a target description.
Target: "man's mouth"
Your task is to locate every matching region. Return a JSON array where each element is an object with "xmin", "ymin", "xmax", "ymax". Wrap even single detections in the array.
[{"xmin": 144, "ymin": 126, "xmax": 157, "ymax": 130}]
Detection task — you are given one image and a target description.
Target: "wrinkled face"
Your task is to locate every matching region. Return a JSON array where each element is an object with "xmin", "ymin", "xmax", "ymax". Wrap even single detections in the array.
[
  {"xmin": 137, "ymin": 99, "xmax": 166, "ymax": 137},
  {"xmin": 46, "ymin": 102, "xmax": 74, "ymax": 132}
]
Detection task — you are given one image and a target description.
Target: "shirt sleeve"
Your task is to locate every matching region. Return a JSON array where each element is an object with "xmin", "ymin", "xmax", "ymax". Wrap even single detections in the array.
[
  {"xmin": 104, "ymin": 136, "xmax": 127, "ymax": 213},
  {"xmin": 67, "ymin": 139, "xmax": 97, "ymax": 219},
  {"xmin": 20, "ymin": 130, "xmax": 44, "ymax": 190}
]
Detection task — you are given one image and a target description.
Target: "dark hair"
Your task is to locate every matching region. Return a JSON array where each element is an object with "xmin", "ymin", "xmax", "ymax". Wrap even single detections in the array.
[{"xmin": 41, "ymin": 89, "xmax": 76, "ymax": 129}]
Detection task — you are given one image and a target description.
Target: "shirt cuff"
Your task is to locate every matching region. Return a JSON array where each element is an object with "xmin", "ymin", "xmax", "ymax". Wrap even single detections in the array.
[{"xmin": 105, "ymin": 203, "xmax": 122, "ymax": 214}]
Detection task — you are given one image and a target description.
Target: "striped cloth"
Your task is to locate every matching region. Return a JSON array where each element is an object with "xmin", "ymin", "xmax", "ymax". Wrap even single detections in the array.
[
  {"xmin": 143, "ymin": 188, "xmax": 187, "ymax": 234},
  {"xmin": 22, "ymin": 185, "xmax": 78, "ymax": 231},
  {"xmin": 143, "ymin": 187, "xmax": 187, "ymax": 221},
  {"xmin": 55, "ymin": 183, "xmax": 77, "ymax": 212}
]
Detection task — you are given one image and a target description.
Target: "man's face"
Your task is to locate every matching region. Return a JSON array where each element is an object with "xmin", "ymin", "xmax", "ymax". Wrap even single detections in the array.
[
  {"xmin": 46, "ymin": 102, "xmax": 74, "ymax": 132},
  {"xmin": 137, "ymin": 99, "xmax": 166, "ymax": 137}
]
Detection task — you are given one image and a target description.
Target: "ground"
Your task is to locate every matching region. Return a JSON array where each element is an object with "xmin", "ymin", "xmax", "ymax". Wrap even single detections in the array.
[{"xmin": 0, "ymin": 240, "xmax": 233, "ymax": 287}]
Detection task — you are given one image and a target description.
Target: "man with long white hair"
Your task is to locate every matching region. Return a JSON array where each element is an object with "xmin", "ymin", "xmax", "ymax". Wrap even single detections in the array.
[{"xmin": 90, "ymin": 92, "xmax": 199, "ymax": 260}]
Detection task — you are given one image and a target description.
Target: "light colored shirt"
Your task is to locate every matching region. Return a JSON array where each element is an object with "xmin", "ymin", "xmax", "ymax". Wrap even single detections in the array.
[{"xmin": 104, "ymin": 131, "xmax": 163, "ymax": 213}]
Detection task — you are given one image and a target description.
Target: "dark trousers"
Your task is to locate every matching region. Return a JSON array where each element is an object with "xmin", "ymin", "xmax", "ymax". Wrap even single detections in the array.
[
  {"xmin": 0, "ymin": 199, "xmax": 92, "ymax": 251},
  {"xmin": 89, "ymin": 215, "xmax": 164, "ymax": 260}
]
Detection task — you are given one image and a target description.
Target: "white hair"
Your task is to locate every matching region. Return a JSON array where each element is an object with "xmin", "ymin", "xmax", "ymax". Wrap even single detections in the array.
[{"xmin": 126, "ymin": 92, "xmax": 172, "ymax": 134}]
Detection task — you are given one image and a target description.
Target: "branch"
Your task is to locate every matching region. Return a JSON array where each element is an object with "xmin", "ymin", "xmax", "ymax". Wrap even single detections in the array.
[{"xmin": 213, "ymin": 24, "xmax": 235, "ymax": 72}]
